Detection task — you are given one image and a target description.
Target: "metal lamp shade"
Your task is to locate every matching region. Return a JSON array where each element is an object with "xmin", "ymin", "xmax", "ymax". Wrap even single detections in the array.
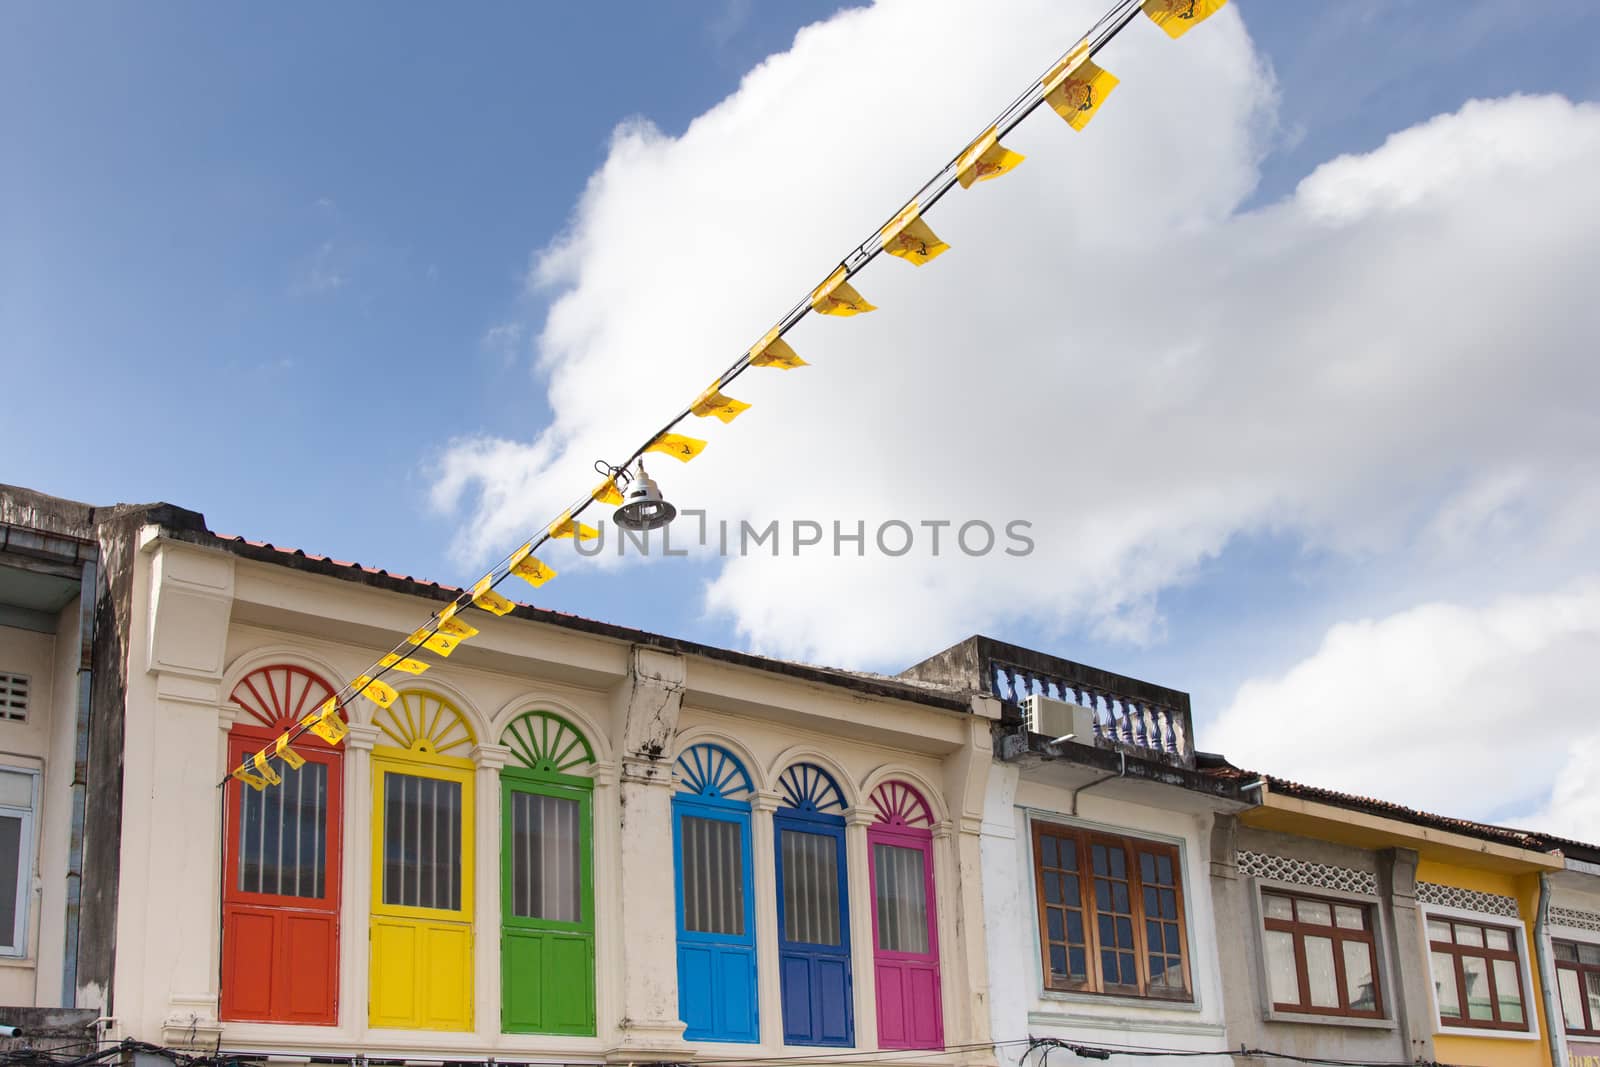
[{"xmin": 614, "ymin": 469, "xmax": 677, "ymax": 531}]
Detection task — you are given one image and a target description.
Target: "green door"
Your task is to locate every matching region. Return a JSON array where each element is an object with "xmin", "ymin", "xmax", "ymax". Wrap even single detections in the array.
[{"xmin": 499, "ymin": 712, "xmax": 597, "ymax": 1035}]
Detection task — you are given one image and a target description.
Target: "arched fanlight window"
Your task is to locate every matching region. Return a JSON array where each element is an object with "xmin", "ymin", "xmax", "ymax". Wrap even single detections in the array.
[
  {"xmin": 867, "ymin": 780, "xmax": 942, "ymax": 1049},
  {"xmin": 774, "ymin": 763, "xmax": 852, "ymax": 1047},
  {"xmin": 672, "ymin": 743, "xmax": 758, "ymax": 1043},
  {"xmin": 500, "ymin": 710, "xmax": 597, "ymax": 1036},
  {"xmin": 221, "ymin": 665, "xmax": 343, "ymax": 1026},
  {"xmin": 369, "ymin": 691, "xmax": 476, "ymax": 1031}
]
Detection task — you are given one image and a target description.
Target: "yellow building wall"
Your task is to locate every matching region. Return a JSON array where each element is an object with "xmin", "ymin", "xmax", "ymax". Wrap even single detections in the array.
[{"xmin": 1417, "ymin": 860, "xmax": 1551, "ymax": 1067}]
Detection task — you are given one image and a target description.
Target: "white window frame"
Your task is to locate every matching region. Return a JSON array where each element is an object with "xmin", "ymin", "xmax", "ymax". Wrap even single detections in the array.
[
  {"xmin": 0, "ymin": 767, "xmax": 39, "ymax": 959},
  {"xmin": 1421, "ymin": 903, "xmax": 1542, "ymax": 1042}
]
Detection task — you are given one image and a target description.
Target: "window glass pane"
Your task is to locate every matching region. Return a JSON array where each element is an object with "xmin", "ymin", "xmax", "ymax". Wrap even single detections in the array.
[
  {"xmin": 1485, "ymin": 927, "xmax": 1511, "ymax": 952},
  {"xmin": 1456, "ymin": 924, "xmax": 1485, "ymax": 948},
  {"xmin": 509, "ymin": 791, "xmax": 581, "ymax": 923},
  {"xmin": 781, "ymin": 829, "xmax": 840, "ymax": 946},
  {"xmin": 1558, "ymin": 969, "xmax": 1586, "ymax": 1030},
  {"xmin": 873, "ymin": 843, "xmax": 928, "ymax": 954},
  {"xmin": 1297, "ymin": 900, "xmax": 1332, "ymax": 927},
  {"xmin": 1428, "ymin": 919, "xmax": 1452, "ymax": 943},
  {"xmin": 1264, "ymin": 929, "xmax": 1298, "ymax": 1006},
  {"xmin": 1433, "ymin": 951, "xmax": 1461, "ymax": 1017},
  {"xmin": 1305, "ymin": 936, "xmax": 1339, "ymax": 1008},
  {"xmin": 1586, "ymin": 972, "xmax": 1600, "ymax": 1027},
  {"xmin": 0, "ymin": 773, "xmax": 30, "ymax": 808},
  {"xmin": 1556, "ymin": 942, "xmax": 1580, "ymax": 962},
  {"xmin": 0, "ymin": 815, "xmax": 19, "ymax": 950},
  {"xmin": 382, "ymin": 773, "xmax": 462, "ymax": 911},
  {"xmin": 1335, "ymin": 905, "xmax": 1366, "ymax": 931},
  {"xmin": 239, "ymin": 761, "xmax": 328, "ymax": 899},
  {"xmin": 1343, "ymin": 941, "xmax": 1377, "ymax": 1013},
  {"xmin": 1493, "ymin": 958, "xmax": 1523, "ymax": 1023},
  {"xmin": 1461, "ymin": 955, "xmax": 1493, "ymax": 1020},
  {"xmin": 1580, "ymin": 944, "xmax": 1600, "ymax": 966},
  {"xmin": 682, "ymin": 815, "xmax": 745, "ymax": 936},
  {"xmin": 1263, "ymin": 894, "xmax": 1293, "ymax": 921}
]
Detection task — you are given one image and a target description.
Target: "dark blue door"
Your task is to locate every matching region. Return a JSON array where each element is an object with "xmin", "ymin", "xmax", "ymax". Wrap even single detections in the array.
[{"xmin": 774, "ymin": 764, "xmax": 853, "ymax": 1046}]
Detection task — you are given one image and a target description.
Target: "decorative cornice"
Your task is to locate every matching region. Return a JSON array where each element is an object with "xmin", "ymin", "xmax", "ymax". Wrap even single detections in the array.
[
  {"xmin": 1549, "ymin": 905, "xmax": 1600, "ymax": 933},
  {"xmin": 1416, "ymin": 881, "xmax": 1519, "ymax": 918},
  {"xmin": 1236, "ymin": 850, "xmax": 1377, "ymax": 896}
]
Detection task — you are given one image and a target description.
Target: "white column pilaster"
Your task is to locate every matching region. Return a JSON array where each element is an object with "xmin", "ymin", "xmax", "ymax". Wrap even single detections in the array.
[
  {"xmin": 472, "ymin": 743, "xmax": 512, "ymax": 1043},
  {"xmin": 341, "ymin": 722, "xmax": 380, "ymax": 1040},
  {"xmin": 846, "ymin": 806, "xmax": 878, "ymax": 1050},
  {"xmin": 753, "ymin": 790, "xmax": 782, "ymax": 1048}
]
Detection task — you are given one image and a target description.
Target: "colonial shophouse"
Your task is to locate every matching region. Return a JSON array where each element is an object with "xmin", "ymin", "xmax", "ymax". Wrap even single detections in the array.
[{"xmin": 5, "ymin": 481, "xmax": 1600, "ymax": 1067}]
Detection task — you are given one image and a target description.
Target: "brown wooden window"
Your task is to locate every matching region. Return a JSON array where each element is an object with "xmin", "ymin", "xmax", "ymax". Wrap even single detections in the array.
[
  {"xmin": 1032, "ymin": 822, "xmax": 1190, "ymax": 1000},
  {"xmin": 1259, "ymin": 890, "xmax": 1383, "ymax": 1018},
  {"xmin": 1426, "ymin": 916, "xmax": 1528, "ymax": 1031},
  {"xmin": 1554, "ymin": 940, "xmax": 1600, "ymax": 1036}
]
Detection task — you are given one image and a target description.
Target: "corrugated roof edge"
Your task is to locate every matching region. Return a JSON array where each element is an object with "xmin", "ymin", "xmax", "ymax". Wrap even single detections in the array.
[
  {"xmin": 165, "ymin": 528, "xmax": 975, "ymax": 714},
  {"xmin": 1200, "ymin": 759, "xmax": 1600, "ymax": 860}
]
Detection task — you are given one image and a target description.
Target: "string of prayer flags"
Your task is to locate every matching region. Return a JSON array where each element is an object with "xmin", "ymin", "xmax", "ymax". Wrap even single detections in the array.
[
  {"xmin": 472, "ymin": 585, "xmax": 517, "ymax": 617},
  {"xmin": 881, "ymin": 204, "xmax": 950, "ymax": 266},
  {"xmin": 252, "ymin": 749, "xmax": 282, "ymax": 786},
  {"xmin": 646, "ymin": 432, "xmax": 707, "ymax": 462},
  {"xmin": 748, "ymin": 329, "xmax": 807, "ymax": 370},
  {"xmin": 408, "ymin": 626, "xmax": 462, "ymax": 657},
  {"xmin": 232, "ymin": 764, "xmax": 269, "ymax": 790},
  {"xmin": 591, "ymin": 475, "xmax": 625, "ymax": 506},
  {"xmin": 303, "ymin": 697, "xmax": 348, "ymax": 745},
  {"xmin": 352, "ymin": 675, "xmax": 399, "ymax": 709},
  {"xmin": 1143, "ymin": 0, "xmax": 1227, "ymax": 38},
  {"xmin": 378, "ymin": 653, "xmax": 430, "ymax": 675},
  {"xmin": 1043, "ymin": 52, "xmax": 1117, "ymax": 130},
  {"xmin": 273, "ymin": 733, "xmax": 306, "ymax": 770},
  {"xmin": 956, "ymin": 126, "xmax": 1025, "ymax": 188},
  {"xmin": 690, "ymin": 384, "xmax": 751, "ymax": 424},
  {"xmin": 810, "ymin": 266, "xmax": 876, "ymax": 317},
  {"xmin": 548, "ymin": 512, "xmax": 601, "ymax": 542},
  {"xmin": 508, "ymin": 542, "xmax": 557, "ymax": 589}
]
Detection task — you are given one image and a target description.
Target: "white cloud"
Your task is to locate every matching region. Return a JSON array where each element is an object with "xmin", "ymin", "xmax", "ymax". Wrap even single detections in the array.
[
  {"xmin": 1209, "ymin": 582, "xmax": 1600, "ymax": 829},
  {"xmin": 428, "ymin": 0, "xmax": 1600, "ymax": 671}
]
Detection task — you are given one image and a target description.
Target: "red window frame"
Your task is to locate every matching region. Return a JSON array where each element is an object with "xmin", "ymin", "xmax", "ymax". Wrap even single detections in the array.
[
  {"xmin": 1259, "ymin": 889, "xmax": 1384, "ymax": 1019},
  {"xmin": 1427, "ymin": 915, "xmax": 1529, "ymax": 1032},
  {"xmin": 220, "ymin": 665, "xmax": 345, "ymax": 1026},
  {"xmin": 1554, "ymin": 939, "xmax": 1600, "ymax": 1037}
]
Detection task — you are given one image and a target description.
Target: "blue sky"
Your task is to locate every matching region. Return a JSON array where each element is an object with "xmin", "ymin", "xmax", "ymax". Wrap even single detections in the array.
[{"xmin": 6, "ymin": 2, "xmax": 1600, "ymax": 827}]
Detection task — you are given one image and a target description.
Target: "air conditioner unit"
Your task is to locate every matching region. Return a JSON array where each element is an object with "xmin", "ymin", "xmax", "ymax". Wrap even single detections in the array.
[{"xmin": 1022, "ymin": 694, "xmax": 1096, "ymax": 745}]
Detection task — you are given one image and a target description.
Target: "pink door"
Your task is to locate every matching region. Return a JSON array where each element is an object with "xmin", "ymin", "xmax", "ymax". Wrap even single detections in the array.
[{"xmin": 867, "ymin": 782, "xmax": 942, "ymax": 1049}]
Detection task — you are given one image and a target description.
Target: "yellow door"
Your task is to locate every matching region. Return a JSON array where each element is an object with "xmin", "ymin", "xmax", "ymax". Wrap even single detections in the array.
[{"xmin": 369, "ymin": 691, "xmax": 477, "ymax": 1031}]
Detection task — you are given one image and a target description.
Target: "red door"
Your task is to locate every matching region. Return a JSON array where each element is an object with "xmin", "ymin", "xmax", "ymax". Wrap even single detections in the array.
[{"xmin": 221, "ymin": 665, "xmax": 344, "ymax": 1025}]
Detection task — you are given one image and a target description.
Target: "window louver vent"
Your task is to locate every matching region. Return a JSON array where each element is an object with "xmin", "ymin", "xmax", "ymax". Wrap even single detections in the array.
[{"xmin": 0, "ymin": 674, "xmax": 28, "ymax": 723}]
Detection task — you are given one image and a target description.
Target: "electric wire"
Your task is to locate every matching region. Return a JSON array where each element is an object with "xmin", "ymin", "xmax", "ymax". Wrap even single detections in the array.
[{"xmin": 217, "ymin": 0, "xmax": 1150, "ymax": 794}]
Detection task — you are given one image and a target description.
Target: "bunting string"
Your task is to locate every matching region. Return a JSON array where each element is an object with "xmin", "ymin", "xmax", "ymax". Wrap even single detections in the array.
[{"xmin": 223, "ymin": 0, "xmax": 1228, "ymax": 790}]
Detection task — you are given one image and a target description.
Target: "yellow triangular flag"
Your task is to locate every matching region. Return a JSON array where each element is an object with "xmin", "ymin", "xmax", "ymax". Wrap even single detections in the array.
[
  {"xmin": 252, "ymin": 749, "xmax": 282, "ymax": 787},
  {"xmin": 378, "ymin": 653, "xmax": 430, "ymax": 675},
  {"xmin": 548, "ymin": 511, "xmax": 601, "ymax": 542},
  {"xmin": 591, "ymin": 476, "xmax": 624, "ymax": 506},
  {"xmin": 510, "ymin": 553, "xmax": 556, "ymax": 589},
  {"xmin": 1143, "ymin": 0, "xmax": 1227, "ymax": 38},
  {"xmin": 1044, "ymin": 57, "xmax": 1118, "ymax": 130},
  {"xmin": 273, "ymin": 732, "xmax": 306, "ymax": 770},
  {"xmin": 473, "ymin": 587, "xmax": 516, "ymax": 616},
  {"xmin": 957, "ymin": 127, "xmax": 1025, "ymax": 188},
  {"xmin": 881, "ymin": 205, "xmax": 950, "ymax": 266},
  {"xmin": 810, "ymin": 266, "xmax": 876, "ymax": 316},
  {"xmin": 352, "ymin": 675, "xmax": 399, "ymax": 709},
  {"xmin": 301, "ymin": 698, "xmax": 348, "ymax": 745},
  {"xmin": 749, "ymin": 329, "xmax": 807, "ymax": 370},
  {"xmin": 407, "ymin": 627, "xmax": 461, "ymax": 657},
  {"xmin": 437, "ymin": 616, "xmax": 478, "ymax": 640},
  {"xmin": 232, "ymin": 764, "xmax": 269, "ymax": 791},
  {"xmin": 690, "ymin": 384, "xmax": 751, "ymax": 424},
  {"xmin": 646, "ymin": 433, "xmax": 707, "ymax": 463}
]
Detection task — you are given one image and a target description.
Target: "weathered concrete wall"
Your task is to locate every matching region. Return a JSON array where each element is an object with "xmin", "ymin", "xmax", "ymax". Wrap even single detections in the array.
[{"xmin": 1211, "ymin": 822, "xmax": 1434, "ymax": 1066}]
